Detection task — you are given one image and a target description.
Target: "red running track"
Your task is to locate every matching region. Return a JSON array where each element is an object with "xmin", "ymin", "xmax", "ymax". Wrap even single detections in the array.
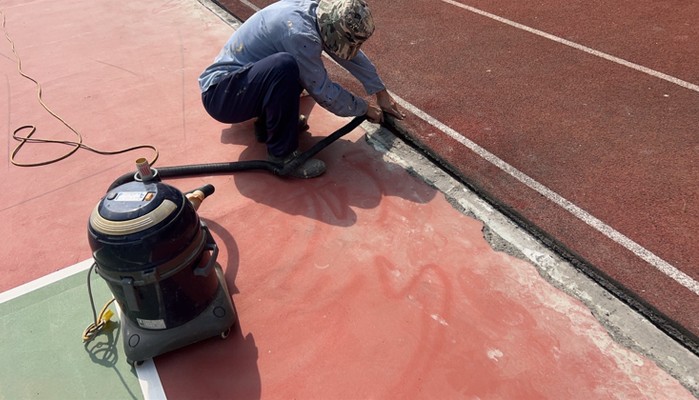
[{"xmin": 216, "ymin": 0, "xmax": 699, "ymax": 350}]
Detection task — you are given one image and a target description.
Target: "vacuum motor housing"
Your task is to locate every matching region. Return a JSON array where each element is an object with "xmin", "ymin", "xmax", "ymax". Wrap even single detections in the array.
[{"xmin": 88, "ymin": 180, "xmax": 220, "ymax": 331}]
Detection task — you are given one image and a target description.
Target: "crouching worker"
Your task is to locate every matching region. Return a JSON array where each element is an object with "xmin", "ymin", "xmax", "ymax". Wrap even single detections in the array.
[{"xmin": 199, "ymin": 0, "xmax": 405, "ymax": 178}]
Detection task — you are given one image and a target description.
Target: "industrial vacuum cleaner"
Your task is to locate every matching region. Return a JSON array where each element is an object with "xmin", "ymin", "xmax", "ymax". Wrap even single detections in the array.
[
  {"xmin": 84, "ymin": 116, "xmax": 366, "ymax": 365},
  {"xmin": 87, "ymin": 160, "xmax": 236, "ymax": 366}
]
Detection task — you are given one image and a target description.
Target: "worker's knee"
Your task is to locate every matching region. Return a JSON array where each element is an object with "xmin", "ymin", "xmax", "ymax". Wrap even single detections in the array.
[{"xmin": 270, "ymin": 52, "xmax": 299, "ymax": 78}]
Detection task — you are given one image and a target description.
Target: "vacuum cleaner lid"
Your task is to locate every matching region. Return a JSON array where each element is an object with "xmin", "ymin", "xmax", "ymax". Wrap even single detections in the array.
[
  {"xmin": 90, "ymin": 180, "xmax": 186, "ymax": 237},
  {"xmin": 88, "ymin": 180, "xmax": 202, "ymax": 273}
]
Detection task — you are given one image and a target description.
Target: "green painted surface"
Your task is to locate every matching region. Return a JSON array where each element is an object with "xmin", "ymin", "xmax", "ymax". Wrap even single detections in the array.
[{"xmin": 0, "ymin": 271, "xmax": 142, "ymax": 400}]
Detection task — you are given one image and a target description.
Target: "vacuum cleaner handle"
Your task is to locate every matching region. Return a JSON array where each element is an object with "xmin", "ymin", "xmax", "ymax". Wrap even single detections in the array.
[{"xmin": 193, "ymin": 224, "xmax": 218, "ymax": 278}]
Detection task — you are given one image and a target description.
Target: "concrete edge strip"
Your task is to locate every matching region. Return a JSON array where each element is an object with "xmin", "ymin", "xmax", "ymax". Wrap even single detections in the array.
[
  {"xmin": 0, "ymin": 259, "xmax": 168, "ymax": 400},
  {"xmin": 387, "ymin": 90, "xmax": 699, "ymax": 296},
  {"xmin": 362, "ymin": 123, "xmax": 699, "ymax": 396},
  {"xmin": 442, "ymin": 0, "xmax": 699, "ymax": 93},
  {"xmin": 196, "ymin": 0, "xmax": 243, "ymax": 27}
]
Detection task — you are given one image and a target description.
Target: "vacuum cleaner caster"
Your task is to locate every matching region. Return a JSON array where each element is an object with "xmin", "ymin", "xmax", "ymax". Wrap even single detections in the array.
[{"xmin": 128, "ymin": 359, "xmax": 144, "ymax": 367}]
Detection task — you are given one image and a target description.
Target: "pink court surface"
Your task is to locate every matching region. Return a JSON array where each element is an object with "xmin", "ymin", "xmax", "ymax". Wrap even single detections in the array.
[{"xmin": 1, "ymin": 0, "xmax": 698, "ymax": 399}]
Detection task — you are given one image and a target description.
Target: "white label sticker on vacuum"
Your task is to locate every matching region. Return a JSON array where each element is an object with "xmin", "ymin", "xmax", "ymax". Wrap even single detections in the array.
[
  {"xmin": 115, "ymin": 192, "xmax": 147, "ymax": 202},
  {"xmin": 137, "ymin": 318, "xmax": 166, "ymax": 330}
]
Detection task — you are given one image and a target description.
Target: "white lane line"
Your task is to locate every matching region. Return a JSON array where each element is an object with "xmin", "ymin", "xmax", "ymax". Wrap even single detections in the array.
[
  {"xmin": 390, "ymin": 92, "xmax": 699, "ymax": 296},
  {"xmin": 238, "ymin": 0, "xmax": 260, "ymax": 12},
  {"xmin": 0, "ymin": 258, "xmax": 93, "ymax": 304},
  {"xmin": 441, "ymin": 0, "xmax": 699, "ymax": 93},
  {"xmin": 136, "ymin": 354, "xmax": 167, "ymax": 399},
  {"xmin": 112, "ymin": 303, "xmax": 168, "ymax": 400}
]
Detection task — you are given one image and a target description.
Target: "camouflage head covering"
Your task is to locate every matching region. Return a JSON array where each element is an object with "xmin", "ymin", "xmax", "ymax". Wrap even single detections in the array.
[{"xmin": 316, "ymin": 0, "xmax": 375, "ymax": 60}]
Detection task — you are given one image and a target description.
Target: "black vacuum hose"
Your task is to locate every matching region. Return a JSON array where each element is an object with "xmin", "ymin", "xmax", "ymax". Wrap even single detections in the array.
[{"xmin": 108, "ymin": 116, "xmax": 367, "ymax": 191}]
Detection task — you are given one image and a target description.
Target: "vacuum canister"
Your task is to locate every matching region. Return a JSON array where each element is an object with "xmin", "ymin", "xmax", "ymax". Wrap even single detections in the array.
[{"xmin": 88, "ymin": 180, "xmax": 220, "ymax": 331}]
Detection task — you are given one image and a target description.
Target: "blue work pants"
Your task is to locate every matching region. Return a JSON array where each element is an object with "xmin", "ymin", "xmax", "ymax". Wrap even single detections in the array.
[{"xmin": 201, "ymin": 52, "xmax": 302, "ymax": 157}]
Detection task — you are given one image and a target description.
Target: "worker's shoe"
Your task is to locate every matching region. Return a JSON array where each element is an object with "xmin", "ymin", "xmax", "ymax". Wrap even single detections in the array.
[{"xmin": 268, "ymin": 150, "xmax": 326, "ymax": 179}]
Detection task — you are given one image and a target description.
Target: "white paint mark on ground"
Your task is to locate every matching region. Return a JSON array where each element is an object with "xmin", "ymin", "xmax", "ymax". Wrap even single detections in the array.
[
  {"xmin": 431, "ymin": 314, "xmax": 449, "ymax": 326},
  {"xmin": 487, "ymin": 348, "xmax": 504, "ymax": 362}
]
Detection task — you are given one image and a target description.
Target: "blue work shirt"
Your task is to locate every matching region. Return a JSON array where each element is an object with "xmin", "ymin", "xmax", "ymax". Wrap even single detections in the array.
[{"xmin": 198, "ymin": 0, "xmax": 385, "ymax": 117}]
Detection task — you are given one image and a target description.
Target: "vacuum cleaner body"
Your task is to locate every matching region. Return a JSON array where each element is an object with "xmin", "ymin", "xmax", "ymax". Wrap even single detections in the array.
[{"xmin": 88, "ymin": 179, "xmax": 235, "ymax": 365}]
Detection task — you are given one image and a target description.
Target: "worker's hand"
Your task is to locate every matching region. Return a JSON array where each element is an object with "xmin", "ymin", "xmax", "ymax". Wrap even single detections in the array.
[
  {"xmin": 376, "ymin": 89, "xmax": 406, "ymax": 120},
  {"xmin": 365, "ymin": 104, "xmax": 384, "ymax": 124}
]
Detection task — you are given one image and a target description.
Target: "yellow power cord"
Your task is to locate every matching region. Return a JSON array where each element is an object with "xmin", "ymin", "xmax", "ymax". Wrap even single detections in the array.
[
  {"xmin": 82, "ymin": 298, "xmax": 116, "ymax": 343},
  {"xmin": 82, "ymin": 263, "xmax": 117, "ymax": 343},
  {"xmin": 1, "ymin": 9, "xmax": 159, "ymax": 167}
]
